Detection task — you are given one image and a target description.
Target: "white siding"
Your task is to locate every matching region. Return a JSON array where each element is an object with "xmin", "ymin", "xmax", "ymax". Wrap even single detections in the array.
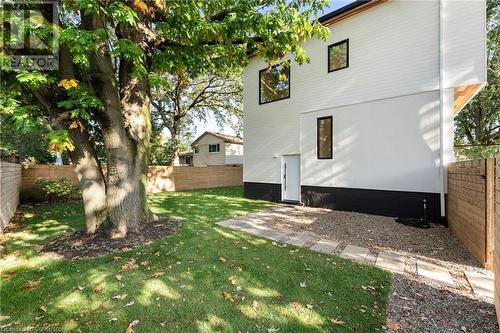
[
  {"xmin": 225, "ymin": 143, "xmax": 243, "ymax": 165},
  {"xmin": 244, "ymin": 0, "xmax": 441, "ymax": 184},
  {"xmin": 193, "ymin": 134, "xmax": 226, "ymax": 166},
  {"xmin": 443, "ymin": 0, "xmax": 487, "ymax": 88},
  {"xmin": 300, "ymin": 91, "xmax": 441, "ymax": 193}
]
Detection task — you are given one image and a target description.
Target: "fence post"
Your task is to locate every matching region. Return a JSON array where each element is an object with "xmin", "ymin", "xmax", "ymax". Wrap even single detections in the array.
[{"xmin": 485, "ymin": 158, "xmax": 495, "ymax": 270}]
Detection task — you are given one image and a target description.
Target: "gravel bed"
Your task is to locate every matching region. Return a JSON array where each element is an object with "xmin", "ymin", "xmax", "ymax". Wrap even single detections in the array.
[
  {"xmin": 247, "ymin": 205, "xmax": 499, "ymax": 332},
  {"xmin": 387, "ymin": 274, "xmax": 497, "ymax": 333}
]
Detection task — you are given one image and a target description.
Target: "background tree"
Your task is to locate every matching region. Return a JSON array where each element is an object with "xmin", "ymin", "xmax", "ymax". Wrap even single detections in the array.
[
  {"xmin": 454, "ymin": 0, "xmax": 499, "ymax": 160},
  {"xmin": 151, "ymin": 72, "xmax": 242, "ymax": 165},
  {"xmin": 0, "ymin": 0, "xmax": 329, "ymax": 238}
]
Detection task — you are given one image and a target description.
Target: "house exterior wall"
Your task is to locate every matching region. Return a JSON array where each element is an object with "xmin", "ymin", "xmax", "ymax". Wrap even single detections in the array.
[
  {"xmin": 243, "ymin": 0, "xmax": 486, "ymax": 219},
  {"xmin": 193, "ymin": 133, "xmax": 226, "ymax": 166},
  {"xmin": 225, "ymin": 143, "xmax": 244, "ymax": 165},
  {"xmin": 299, "ymin": 91, "xmax": 441, "ymax": 193},
  {"xmin": 442, "ymin": 0, "xmax": 487, "ymax": 89},
  {"xmin": 244, "ymin": 0, "xmax": 441, "ymax": 185}
]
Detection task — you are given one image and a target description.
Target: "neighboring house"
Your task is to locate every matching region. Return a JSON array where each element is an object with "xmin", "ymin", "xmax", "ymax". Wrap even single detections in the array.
[
  {"xmin": 192, "ymin": 132, "xmax": 244, "ymax": 166},
  {"xmin": 178, "ymin": 151, "xmax": 193, "ymax": 166},
  {"xmin": 243, "ymin": 0, "xmax": 487, "ymax": 221}
]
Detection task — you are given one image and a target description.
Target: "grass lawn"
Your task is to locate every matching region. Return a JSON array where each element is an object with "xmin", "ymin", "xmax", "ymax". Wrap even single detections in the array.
[{"xmin": 0, "ymin": 186, "xmax": 391, "ymax": 332}]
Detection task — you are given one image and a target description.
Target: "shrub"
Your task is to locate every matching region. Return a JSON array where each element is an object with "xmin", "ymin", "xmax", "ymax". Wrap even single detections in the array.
[{"xmin": 31, "ymin": 178, "xmax": 80, "ymax": 202}]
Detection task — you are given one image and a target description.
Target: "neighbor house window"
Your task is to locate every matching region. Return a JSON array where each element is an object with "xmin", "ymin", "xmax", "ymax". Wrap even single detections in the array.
[
  {"xmin": 209, "ymin": 144, "xmax": 220, "ymax": 153},
  {"xmin": 193, "ymin": 146, "xmax": 199, "ymax": 154},
  {"xmin": 328, "ymin": 39, "xmax": 349, "ymax": 72},
  {"xmin": 317, "ymin": 116, "xmax": 332, "ymax": 159},
  {"xmin": 259, "ymin": 62, "xmax": 290, "ymax": 104}
]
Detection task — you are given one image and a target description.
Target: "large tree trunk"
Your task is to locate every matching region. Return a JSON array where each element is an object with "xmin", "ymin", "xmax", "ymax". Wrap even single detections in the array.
[
  {"xmin": 81, "ymin": 12, "xmax": 153, "ymax": 238},
  {"xmin": 67, "ymin": 128, "xmax": 107, "ymax": 234},
  {"xmin": 171, "ymin": 126, "xmax": 181, "ymax": 166}
]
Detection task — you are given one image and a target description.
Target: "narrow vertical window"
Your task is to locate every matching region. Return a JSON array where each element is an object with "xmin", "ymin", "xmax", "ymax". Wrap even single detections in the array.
[
  {"xmin": 317, "ymin": 116, "xmax": 333, "ymax": 159},
  {"xmin": 328, "ymin": 39, "xmax": 349, "ymax": 72}
]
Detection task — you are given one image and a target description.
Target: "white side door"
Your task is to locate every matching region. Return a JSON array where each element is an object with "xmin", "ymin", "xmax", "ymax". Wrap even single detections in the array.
[{"xmin": 282, "ymin": 155, "xmax": 300, "ymax": 202}]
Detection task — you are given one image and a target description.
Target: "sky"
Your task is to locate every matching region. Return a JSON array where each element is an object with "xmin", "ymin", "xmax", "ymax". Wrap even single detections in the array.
[{"xmin": 191, "ymin": 0, "xmax": 355, "ymax": 139}]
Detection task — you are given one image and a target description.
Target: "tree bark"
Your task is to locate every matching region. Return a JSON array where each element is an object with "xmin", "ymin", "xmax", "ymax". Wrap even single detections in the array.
[{"xmin": 81, "ymin": 11, "xmax": 153, "ymax": 238}]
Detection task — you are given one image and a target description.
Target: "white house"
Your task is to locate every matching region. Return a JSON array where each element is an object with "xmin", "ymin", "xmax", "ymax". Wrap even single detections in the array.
[
  {"xmin": 243, "ymin": 0, "xmax": 487, "ymax": 221},
  {"xmin": 192, "ymin": 131, "xmax": 244, "ymax": 166}
]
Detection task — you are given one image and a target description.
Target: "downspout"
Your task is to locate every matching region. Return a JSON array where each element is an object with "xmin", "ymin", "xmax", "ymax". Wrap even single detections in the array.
[{"xmin": 438, "ymin": 0, "xmax": 446, "ymax": 219}]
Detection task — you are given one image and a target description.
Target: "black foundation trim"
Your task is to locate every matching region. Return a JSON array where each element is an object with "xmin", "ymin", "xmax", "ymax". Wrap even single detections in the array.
[
  {"xmin": 301, "ymin": 185, "xmax": 442, "ymax": 221},
  {"xmin": 244, "ymin": 182, "xmax": 281, "ymax": 202}
]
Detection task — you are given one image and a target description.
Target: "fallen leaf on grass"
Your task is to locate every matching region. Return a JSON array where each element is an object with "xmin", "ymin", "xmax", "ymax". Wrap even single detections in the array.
[
  {"xmin": 22, "ymin": 278, "xmax": 42, "ymax": 292},
  {"xmin": 112, "ymin": 294, "xmax": 127, "ymax": 300},
  {"xmin": 299, "ymin": 281, "xmax": 306, "ymax": 288},
  {"xmin": 228, "ymin": 276, "xmax": 237, "ymax": 285},
  {"xmin": 0, "ymin": 315, "xmax": 10, "ymax": 321},
  {"xmin": 386, "ymin": 322, "xmax": 400, "ymax": 331},
  {"xmin": 115, "ymin": 275, "xmax": 123, "ymax": 281},
  {"xmin": 219, "ymin": 256, "xmax": 226, "ymax": 262},
  {"xmin": 125, "ymin": 300, "xmax": 135, "ymax": 307},
  {"xmin": 125, "ymin": 319, "xmax": 139, "ymax": 333},
  {"xmin": 292, "ymin": 302, "xmax": 301, "ymax": 309},
  {"xmin": 330, "ymin": 318, "xmax": 345, "ymax": 325},
  {"xmin": 251, "ymin": 300, "xmax": 258, "ymax": 310},
  {"xmin": 39, "ymin": 306, "xmax": 47, "ymax": 312},
  {"xmin": 152, "ymin": 272, "xmax": 164, "ymax": 278},
  {"xmin": 113, "ymin": 256, "xmax": 122, "ymax": 263},
  {"xmin": 267, "ymin": 327, "xmax": 279, "ymax": 333},
  {"xmin": 222, "ymin": 291, "xmax": 232, "ymax": 300},
  {"xmin": 121, "ymin": 259, "xmax": 139, "ymax": 271},
  {"xmin": 94, "ymin": 284, "xmax": 106, "ymax": 293}
]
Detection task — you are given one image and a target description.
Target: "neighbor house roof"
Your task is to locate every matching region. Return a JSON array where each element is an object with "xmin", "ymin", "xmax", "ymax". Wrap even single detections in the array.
[{"xmin": 192, "ymin": 131, "xmax": 243, "ymax": 145}]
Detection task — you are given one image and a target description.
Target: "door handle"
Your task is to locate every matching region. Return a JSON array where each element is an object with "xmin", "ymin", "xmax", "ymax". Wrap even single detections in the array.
[{"xmin": 283, "ymin": 163, "xmax": 287, "ymax": 191}]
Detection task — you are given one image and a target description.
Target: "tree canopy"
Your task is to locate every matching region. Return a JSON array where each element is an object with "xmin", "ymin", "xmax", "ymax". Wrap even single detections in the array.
[
  {"xmin": 0, "ymin": 0, "xmax": 330, "ymax": 237},
  {"xmin": 454, "ymin": 0, "xmax": 499, "ymax": 160}
]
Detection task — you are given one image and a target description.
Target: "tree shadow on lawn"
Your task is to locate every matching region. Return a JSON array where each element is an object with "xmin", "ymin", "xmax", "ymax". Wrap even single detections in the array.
[{"xmin": 1, "ymin": 187, "xmax": 391, "ymax": 333}]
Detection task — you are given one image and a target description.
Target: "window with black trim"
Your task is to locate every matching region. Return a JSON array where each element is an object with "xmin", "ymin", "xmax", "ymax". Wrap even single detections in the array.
[
  {"xmin": 259, "ymin": 62, "xmax": 290, "ymax": 104},
  {"xmin": 209, "ymin": 144, "xmax": 220, "ymax": 153},
  {"xmin": 193, "ymin": 146, "xmax": 199, "ymax": 154},
  {"xmin": 317, "ymin": 116, "xmax": 332, "ymax": 159},
  {"xmin": 328, "ymin": 39, "xmax": 349, "ymax": 73}
]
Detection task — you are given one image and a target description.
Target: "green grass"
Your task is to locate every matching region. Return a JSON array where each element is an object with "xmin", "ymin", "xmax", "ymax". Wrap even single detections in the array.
[{"xmin": 0, "ymin": 186, "xmax": 391, "ymax": 332}]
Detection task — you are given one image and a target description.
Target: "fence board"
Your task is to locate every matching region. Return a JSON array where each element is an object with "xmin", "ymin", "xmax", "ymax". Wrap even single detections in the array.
[{"xmin": 447, "ymin": 158, "xmax": 495, "ymax": 269}]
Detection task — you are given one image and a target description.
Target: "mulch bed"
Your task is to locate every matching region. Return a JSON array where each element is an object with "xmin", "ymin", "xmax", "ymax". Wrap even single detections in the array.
[{"xmin": 42, "ymin": 219, "xmax": 183, "ymax": 259}]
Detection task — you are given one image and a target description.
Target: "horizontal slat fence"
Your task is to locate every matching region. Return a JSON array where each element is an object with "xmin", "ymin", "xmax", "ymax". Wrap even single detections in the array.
[
  {"xmin": 0, "ymin": 160, "xmax": 22, "ymax": 231},
  {"xmin": 447, "ymin": 158, "xmax": 495, "ymax": 269},
  {"xmin": 21, "ymin": 165, "xmax": 242, "ymax": 195}
]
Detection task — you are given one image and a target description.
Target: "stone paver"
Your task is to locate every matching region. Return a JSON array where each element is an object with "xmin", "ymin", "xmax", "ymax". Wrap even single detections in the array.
[
  {"xmin": 375, "ymin": 252, "xmax": 405, "ymax": 274},
  {"xmin": 464, "ymin": 270, "xmax": 494, "ymax": 299},
  {"xmin": 339, "ymin": 245, "xmax": 369, "ymax": 262},
  {"xmin": 284, "ymin": 232, "xmax": 317, "ymax": 247},
  {"xmin": 264, "ymin": 230, "xmax": 290, "ymax": 242},
  {"xmin": 416, "ymin": 260, "xmax": 454, "ymax": 287},
  {"xmin": 309, "ymin": 239, "xmax": 339, "ymax": 254}
]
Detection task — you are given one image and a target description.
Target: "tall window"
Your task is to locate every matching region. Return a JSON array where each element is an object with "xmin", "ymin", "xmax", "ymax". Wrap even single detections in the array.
[
  {"xmin": 317, "ymin": 116, "xmax": 332, "ymax": 159},
  {"xmin": 328, "ymin": 39, "xmax": 349, "ymax": 73},
  {"xmin": 193, "ymin": 146, "xmax": 199, "ymax": 154},
  {"xmin": 259, "ymin": 62, "xmax": 290, "ymax": 104},
  {"xmin": 209, "ymin": 144, "xmax": 220, "ymax": 153}
]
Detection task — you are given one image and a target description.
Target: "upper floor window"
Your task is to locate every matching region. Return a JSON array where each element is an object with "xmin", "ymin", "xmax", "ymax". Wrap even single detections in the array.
[
  {"xmin": 209, "ymin": 144, "xmax": 220, "ymax": 153},
  {"xmin": 328, "ymin": 39, "xmax": 349, "ymax": 73},
  {"xmin": 259, "ymin": 62, "xmax": 290, "ymax": 104},
  {"xmin": 193, "ymin": 146, "xmax": 199, "ymax": 154},
  {"xmin": 317, "ymin": 116, "xmax": 333, "ymax": 159}
]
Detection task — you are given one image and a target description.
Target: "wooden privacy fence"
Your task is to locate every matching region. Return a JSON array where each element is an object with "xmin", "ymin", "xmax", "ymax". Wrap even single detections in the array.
[
  {"xmin": 495, "ymin": 156, "xmax": 500, "ymax": 324},
  {"xmin": 447, "ymin": 158, "xmax": 495, "ymax": 270},
  {"xmin": 21, "ymin": 164, "xmax": 243, "ymax": 195},
  {"xmin": 0, "ymin": 159, "xmax": 22, "ymax": 231}
]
